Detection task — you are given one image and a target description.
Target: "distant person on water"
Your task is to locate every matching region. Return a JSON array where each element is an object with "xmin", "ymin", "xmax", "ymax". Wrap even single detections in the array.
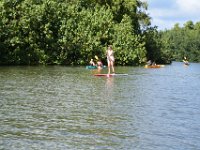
[
  {"xmin": 146, "ymin": 60, "xmax": 152, "ymax": 66},
  {"xmin": 97, "ymin": 59, "xmax": 103, "ymax": 69},
  {"xmin": 89, "ymin": 59, "xmax": 95, "ymax": 66},
  {"xmin": 106, "ymin": 45, "xmax": 115, "ymax": 74},
  {"xmin": 152, "ymin": 61, "xmax": 156, "ymax": 66},
  {"xmin": 183, "ymin": 56, "xmax": 189, "ymax": 65}
]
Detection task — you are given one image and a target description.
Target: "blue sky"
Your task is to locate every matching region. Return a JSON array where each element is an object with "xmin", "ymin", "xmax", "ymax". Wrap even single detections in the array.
[{"xmin": 142, "ymin": 0, "xmax": 200, "ymax": 30}]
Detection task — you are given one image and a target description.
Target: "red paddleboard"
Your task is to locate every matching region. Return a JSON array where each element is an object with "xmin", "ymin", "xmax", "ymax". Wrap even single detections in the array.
[{"xmin": 94, "ymin": 73, "xmax": 128, "ymax": 77}]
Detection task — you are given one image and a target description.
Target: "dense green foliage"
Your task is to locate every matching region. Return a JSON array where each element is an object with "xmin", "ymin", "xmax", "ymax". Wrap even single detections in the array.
[
  {"xmin": 0, "ymin": 0, "xmax": 162, "ymax": 65},
  {"xmin": 3, "ymin": 0, "xmax": 196, "ymax": 65},
  {"xmin": 160, "ymin": 21, "xmax": 200, "ymax": 63}
]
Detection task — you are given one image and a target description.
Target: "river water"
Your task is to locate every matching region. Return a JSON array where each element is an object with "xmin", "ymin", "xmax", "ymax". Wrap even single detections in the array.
[{"xmin": 0, "ymin": 62, "xmax": 200, "ymax": 150}]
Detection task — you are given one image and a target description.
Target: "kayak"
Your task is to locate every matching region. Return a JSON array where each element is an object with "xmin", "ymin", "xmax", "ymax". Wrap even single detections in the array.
[
  {"xmin": 94, "ymin": 73, "xmax": 128, "ymax": 77},
  {"xmin": 144, "ymin": 65, "xmax": 165, "ymax": 68},
  {"xmin": 184, "ymin": 62, "xmax": 189, "ymax": 66},
  {"xmin": 86, "ymin": 65, "xmax": 97, "ymax": 69},
  {"xmin": 86, "ymin": 65, "xmax": 107, "ymax": 69}
]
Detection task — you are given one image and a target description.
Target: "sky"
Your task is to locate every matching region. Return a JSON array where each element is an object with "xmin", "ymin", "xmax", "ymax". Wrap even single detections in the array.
[{"xmin": 142, "ymin": 0, "xmax": 200, "ymax": 30}]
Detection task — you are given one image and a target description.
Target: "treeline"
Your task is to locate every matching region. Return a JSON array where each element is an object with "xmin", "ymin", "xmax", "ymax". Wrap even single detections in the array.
[
  {"xmin": 0, "ymin": 0, "xmax": 174, "ymax": 65},
  {"xmin": 160, "ymin": 21, "xmax": 200, "ymax": 62}
]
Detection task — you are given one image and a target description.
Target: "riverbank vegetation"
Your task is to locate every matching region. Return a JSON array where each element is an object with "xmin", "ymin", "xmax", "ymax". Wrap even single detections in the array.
[
  {"xmin": 160, "ymin": 21, "xmax": 200, "ymax": 62},
  {"xmin": 0, "ymin": 0, "xmax": 199, "ymax": 65}
]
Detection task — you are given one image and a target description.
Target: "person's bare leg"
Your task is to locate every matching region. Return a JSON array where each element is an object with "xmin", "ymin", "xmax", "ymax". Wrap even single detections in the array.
[
  {"xmin": 111, "ymin": 62, "xmax": 115, "ymax": 73},
  {"xmin": 107, "ymin": 61, "xmax": 111, "ymax": 74}
]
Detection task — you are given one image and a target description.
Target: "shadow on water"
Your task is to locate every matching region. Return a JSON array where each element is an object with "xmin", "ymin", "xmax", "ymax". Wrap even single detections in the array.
[{"xmin": 0, "ymin": 62, "xmax": 200, "ymax": 149}]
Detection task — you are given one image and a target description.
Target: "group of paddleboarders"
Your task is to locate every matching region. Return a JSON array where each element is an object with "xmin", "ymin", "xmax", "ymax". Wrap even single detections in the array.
[{"xmin": 89, "ymin": 45, "xmax": 115, "ymax": 74}]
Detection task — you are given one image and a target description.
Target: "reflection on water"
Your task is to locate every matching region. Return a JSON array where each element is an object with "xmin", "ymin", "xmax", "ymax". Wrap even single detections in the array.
[{"xmin": 0, "ymin": 62, "xmax": 200, "ymax": 150}]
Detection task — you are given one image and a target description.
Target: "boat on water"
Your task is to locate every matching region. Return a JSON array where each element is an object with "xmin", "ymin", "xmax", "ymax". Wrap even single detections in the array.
[
  {"xmin": 144, "ymin": 65, "xmax": 165, "ymax": 68},
  {"xmin": 86, "ymin": 65, "xmax": 97, "ymax": 69},
  {"xmin": 86, "ymin": 65, "xmax": 107, "ymax": 69},
  {"xmin": 184, "ymin": 62, "xmax": 190, "ymax": 66}
]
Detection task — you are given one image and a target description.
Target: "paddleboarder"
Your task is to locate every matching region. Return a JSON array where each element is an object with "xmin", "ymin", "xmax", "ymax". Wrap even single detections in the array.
[{"xmin": 106, "ymin": 45, "xmax": 115, "ymax": 74}]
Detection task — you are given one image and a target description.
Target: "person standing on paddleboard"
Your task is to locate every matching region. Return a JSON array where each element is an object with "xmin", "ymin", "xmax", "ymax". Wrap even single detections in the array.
[{"xmin": 106, "ymin": 45, "xmax": 115, "ymax": 74}]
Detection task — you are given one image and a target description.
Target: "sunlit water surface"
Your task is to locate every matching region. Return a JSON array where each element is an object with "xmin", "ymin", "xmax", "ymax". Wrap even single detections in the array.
[{"xmin": 0, "ymin": 62, "xmax": 200, "ymax": 150}]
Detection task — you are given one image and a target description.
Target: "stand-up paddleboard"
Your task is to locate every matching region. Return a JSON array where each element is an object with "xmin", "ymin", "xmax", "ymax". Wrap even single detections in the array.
[{"xmin": 94, "ymin": 73, "xmax": 128, "ymax": 77}]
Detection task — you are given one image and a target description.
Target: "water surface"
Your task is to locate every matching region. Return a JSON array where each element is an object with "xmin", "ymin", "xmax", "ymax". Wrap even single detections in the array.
[{"xmin": 0, "ymin": 62, "xmax": 200, "ymax": 150}]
